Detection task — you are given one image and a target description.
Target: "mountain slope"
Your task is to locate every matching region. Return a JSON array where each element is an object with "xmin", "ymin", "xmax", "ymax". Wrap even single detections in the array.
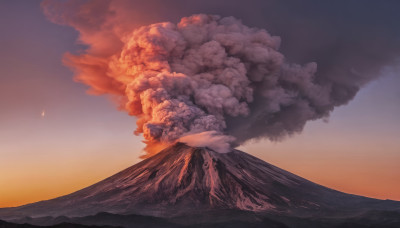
[{"xmin": 0, "ymin": 143, "xmax": 399, "ymax": 220}]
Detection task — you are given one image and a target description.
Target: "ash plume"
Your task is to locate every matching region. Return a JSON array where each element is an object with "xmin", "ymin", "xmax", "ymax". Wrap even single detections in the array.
[{"xmin": 41, "ymin": 0, "xmax": 399, "ymax": 156}]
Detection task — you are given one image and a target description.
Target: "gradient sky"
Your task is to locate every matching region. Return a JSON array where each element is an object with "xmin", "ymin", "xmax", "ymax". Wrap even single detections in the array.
[{"xmin": 0, "ymin": 0, "xmax": 399, "ymax": 207}]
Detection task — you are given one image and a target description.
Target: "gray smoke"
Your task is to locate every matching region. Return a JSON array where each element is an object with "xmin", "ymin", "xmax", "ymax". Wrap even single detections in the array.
[
  {"xmin": 41, "ymin": 0, "xmax": 400, "ymax": 155},
  {"xmin": 106, "ymin": 14, "xmax": 329, "ymax": 153}
]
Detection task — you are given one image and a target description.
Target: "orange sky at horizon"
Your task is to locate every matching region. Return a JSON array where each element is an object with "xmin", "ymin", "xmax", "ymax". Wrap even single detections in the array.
[{"xmin": 1, "ymin": 133, "xmax": 399, "ymax": 208}]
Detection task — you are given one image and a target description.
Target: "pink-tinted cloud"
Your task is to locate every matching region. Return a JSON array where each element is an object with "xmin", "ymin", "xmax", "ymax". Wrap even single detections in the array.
[{"xmin": 41, "ymin": 1, "xmax": 392, "ymax": 157}]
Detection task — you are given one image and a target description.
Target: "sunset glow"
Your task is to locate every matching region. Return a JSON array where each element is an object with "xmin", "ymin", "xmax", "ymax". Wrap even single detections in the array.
[{"xmin": 0, "ymin": 0, "xmax": 399, "ymax": 211}]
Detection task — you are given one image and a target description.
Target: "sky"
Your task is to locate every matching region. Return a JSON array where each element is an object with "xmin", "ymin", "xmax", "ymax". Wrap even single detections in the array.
[{"xmin": 0, "ymin": 0, "xmax": 399, "ymax": 207}]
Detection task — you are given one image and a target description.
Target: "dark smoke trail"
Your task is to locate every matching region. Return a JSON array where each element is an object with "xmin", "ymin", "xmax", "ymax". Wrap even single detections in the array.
[{"xmin": 41, "ymin": 0, "xmax": 399, "ymax": 156}]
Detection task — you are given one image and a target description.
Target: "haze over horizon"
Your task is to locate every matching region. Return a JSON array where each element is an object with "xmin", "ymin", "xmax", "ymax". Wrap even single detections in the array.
[{"xmin": 1, "ymin": 0, "xmax": 399, "ymax": 208}]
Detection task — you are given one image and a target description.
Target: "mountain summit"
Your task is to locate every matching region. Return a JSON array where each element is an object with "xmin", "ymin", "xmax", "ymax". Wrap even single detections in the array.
[{"xmin": 0, "ymin": 143, "xmax": 399, "ymax": 220}]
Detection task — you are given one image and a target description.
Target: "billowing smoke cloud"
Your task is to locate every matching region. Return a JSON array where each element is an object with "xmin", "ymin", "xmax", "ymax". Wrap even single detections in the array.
[{"xmin": 41, "ymin": 0, "xmax": 399, "ymax": 156}]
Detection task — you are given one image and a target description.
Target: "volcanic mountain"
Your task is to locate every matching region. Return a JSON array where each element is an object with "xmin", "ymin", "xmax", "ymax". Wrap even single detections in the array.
[{"xmin": 0, "ymin": 143, "xmax": 399, "ymax": 222}]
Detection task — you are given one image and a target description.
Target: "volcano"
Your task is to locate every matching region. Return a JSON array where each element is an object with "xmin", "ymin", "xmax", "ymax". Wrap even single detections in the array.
[{"xmin": 1, "ymin": 143, "xmax": 399, "ymax": 226}]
